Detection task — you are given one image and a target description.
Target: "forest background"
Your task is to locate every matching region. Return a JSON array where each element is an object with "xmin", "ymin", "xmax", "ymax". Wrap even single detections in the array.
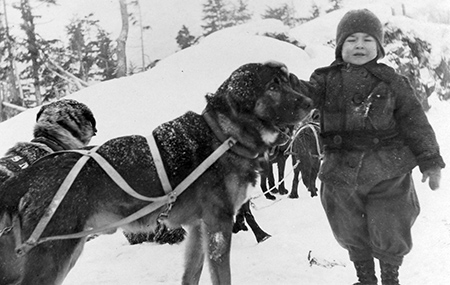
[{"xmin": 0, "ymin": 0, "xmax": 449, "ymax": 121}]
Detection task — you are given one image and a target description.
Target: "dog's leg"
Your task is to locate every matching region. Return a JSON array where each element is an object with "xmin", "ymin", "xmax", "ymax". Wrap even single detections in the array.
[
  {"xmin": 241, "ymin": 201, "xmax": 271, "ymax": 243},
  {"xmin": 232, "ymin": 206, "xmax": 248, "ymax": 234},
  {"xmin": 20, "ymin": 239, "xmax": 84, "ymax": 285},
  {"xmin": 260, "ymin": 173, "xmax": 276, "ymax": 200},
  {"xmin": 290, "ymin": 157, "xmax": 300, "ymax": 199},
  {"xmin": 202, "ymin": 213, "xmax": 233, "ymax": 285},
  {"xmin": 277, "ymin": 156, "xmax": 288, "ymax": 195},
  {"xmin": 182, "ymin": 224, "xmax": 205, "ymax": 285},
  {"xmin": 267, "ymin": 162, "xmax": 277, "ymax": 193},
  {"xmin": 301, "ymin": 154, "xmax": 319, "ymax": 198},
  {"xmin": 0, "ymin": 213, "xmax": 23, "ymax": 285},
  {"xmin": 308, "ymin": 157, "xmax": 320, "ymax": 197}
]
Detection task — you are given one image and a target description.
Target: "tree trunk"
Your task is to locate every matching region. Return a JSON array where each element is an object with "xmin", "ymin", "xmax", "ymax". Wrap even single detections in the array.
[
  {"xmin": 115, "ymin": 0, "xmax": 129, "ymax": 78},
  {"xmin": 20, "ymin": 0, "xmax": 42, "ymax": 105},
  {"xmin": 136, "ymin": 0, "xmax": 146, "ymax": 70},
  {"xmin": 2, "ymin": 0, "xmax": 23, "ymax": 107}
]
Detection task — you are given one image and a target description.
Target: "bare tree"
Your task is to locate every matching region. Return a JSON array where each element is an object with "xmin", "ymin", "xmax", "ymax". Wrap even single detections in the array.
[
  {"xmin": 115, "ymin": 0, "xmax": 129, "ymax": 78},
  {"xmin": 1, "ymin": 0, "xmax": 24, "ymax": 114}
]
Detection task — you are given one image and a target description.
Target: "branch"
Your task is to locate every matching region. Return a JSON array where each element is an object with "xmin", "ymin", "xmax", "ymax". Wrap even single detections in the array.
[
  {"xmin": 46, "ymin": 59, "xmax": 89, "ymax": 88},
  {"xmin": 2, "ymin": 102, "xmax": 27, "ymax": 112},
  {"xmin": 45, "ymin": 65, "xmax": 84, "ymax": 90}
]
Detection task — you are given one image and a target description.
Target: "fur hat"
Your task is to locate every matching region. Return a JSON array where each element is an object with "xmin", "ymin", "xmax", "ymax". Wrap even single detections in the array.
[
  {"xmin": 335, "ymin": 9, "xmax": 385, "ymax": 60},
  {"xmin": 34, "ymin": 99, "xmax": 97, "ymax": 148}
]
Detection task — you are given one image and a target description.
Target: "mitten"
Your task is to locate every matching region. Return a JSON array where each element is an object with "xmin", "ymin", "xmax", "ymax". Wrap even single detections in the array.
[{"xmin": 421, "ymin": 167, "xmax": 441, "ymax": 190}]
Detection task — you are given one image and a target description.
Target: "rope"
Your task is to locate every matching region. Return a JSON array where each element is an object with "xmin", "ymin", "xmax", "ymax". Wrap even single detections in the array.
[
  {"xmin": 251, "ymin": 160, "xmax": 300, "ymax": 200},
  {"xmin": 250, "ymin": 160, "xmax": 300, "ymax": 211}
]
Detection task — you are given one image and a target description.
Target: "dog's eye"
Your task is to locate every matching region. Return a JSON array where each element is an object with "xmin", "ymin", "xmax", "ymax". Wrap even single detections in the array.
[
  {"xmin": 269, "ymin": 84, "xmax": 279, "ymax": 91},
  {"xmin": 269, "ymin": 77, "xmax": 281, "ymax": 91}
]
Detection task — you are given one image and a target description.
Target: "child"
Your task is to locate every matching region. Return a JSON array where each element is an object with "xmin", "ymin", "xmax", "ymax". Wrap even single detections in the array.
[{"xmin": 290, "ymin": 9, "xmax": 445, "ymax": 285}]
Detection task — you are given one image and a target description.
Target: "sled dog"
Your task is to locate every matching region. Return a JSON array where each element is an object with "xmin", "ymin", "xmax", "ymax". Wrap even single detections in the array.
[{"xmin": 0, "ymin": 61, "xmax": 312, "ymax": 285}]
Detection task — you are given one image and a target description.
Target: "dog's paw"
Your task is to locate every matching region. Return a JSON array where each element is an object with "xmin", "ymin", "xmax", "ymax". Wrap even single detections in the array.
[
  {"xmin": 154, "ymin": 227, "xmax": 186, "ymax": 245},
  {"xmin": 278, "ymin": 186, "xmax": 288, "ymax": 195},
  {"xmin": 309, "ymin": 188, "xmax": 318, "ymax": 197},
  {"xmin": 123, "ymin": 231, "xmax": 154, "ymax": 245},
  {"xmin": 265, "ymin": 193, "xmax": 277, "ymax": 200},
  {"xmin": 289, "ymin": 193, "xmax": 299, "ymax": 199},
  {"xmin": 256, "ymin": 233, "xmax": 271, "ymax": 243}
]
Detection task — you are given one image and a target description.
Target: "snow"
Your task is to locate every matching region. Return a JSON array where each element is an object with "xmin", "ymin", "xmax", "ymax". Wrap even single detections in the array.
[{"xmin": 1, "ymin": 5, "xmax": 450, "ymax": 285}]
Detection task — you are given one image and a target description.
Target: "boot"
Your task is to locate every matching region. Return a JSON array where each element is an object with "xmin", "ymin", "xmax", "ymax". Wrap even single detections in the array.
[
  {"xmin": 353, "ymin": 259, "xmax": 378, "ymax": 285},
  {"xmin": 380, "ymin": 260, "xmax": 400, "ymax": 285}
]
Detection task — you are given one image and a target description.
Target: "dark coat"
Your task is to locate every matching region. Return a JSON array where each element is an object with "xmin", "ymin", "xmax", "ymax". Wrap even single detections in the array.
[{"xmin": 292, "ymin": 59, "xmax": 445, "ymax": 190}]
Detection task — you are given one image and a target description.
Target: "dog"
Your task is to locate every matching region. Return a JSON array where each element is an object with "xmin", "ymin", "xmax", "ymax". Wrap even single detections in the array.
[
  {"xmin": 0, "ymin": 61, "xmax": 312, "ymax": 285},
  {"xmin": 0, "ymin": 99, "xmax": 97, "ymax": 184},
  {"xmin": 259, "ymin": 133, "xmax": 292, "ymax": 200},
  {"xmin": 0, "ymin": 99, "xmax": 97, "ymax": 285},
  {"xmin": 232, "ymin": 113, "xmax": 321, "ymax": 242},
  {"xmin": 289, "ymin": 110, "xmax": 321, "ymax": 198}
]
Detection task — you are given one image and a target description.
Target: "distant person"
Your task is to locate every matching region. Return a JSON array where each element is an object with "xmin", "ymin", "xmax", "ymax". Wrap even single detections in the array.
[
  {"xmin": 0, "ymin": 99, "xmax": 97, "ymax": 284},
  {"xmin": 290, "ymin": 9, "xmax": 445, "ymax": 285}
]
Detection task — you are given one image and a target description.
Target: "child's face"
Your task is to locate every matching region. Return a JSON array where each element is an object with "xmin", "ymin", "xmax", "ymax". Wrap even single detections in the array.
[{"xmin": 341, "ymin": 32, "xmax": 378, "ymax": 65}]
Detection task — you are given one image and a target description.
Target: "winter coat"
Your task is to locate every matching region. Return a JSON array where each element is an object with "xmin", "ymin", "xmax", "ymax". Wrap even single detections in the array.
[{"xmin": 292, "ymin": 59, "xmax": 445, "ymax": 191}]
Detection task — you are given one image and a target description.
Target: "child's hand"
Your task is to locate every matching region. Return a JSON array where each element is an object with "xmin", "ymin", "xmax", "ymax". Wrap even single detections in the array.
[{"xmin": 421, "ymin": 167, "xmax": 442, "ymax": 190}]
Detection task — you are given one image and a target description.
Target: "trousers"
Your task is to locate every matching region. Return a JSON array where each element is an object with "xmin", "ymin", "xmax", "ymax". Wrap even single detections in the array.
[{"xmin": 321, "ymin": 172, "xmax": 420, "ymax": 266}]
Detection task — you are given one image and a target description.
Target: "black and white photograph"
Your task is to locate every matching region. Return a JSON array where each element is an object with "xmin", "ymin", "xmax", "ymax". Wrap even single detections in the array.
[{"xmin": 0, "ymin": 0, "xmax": 449, "ymax": 284}]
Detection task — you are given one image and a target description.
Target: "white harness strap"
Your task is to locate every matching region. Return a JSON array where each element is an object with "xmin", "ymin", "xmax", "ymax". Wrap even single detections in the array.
[
  {"xmin": 146, "ymin": 134, "xmax": 173, "ymax": 195},
  {"xmin": 84, "ymin": 150, "xmax": 167, "ymax": 202}
]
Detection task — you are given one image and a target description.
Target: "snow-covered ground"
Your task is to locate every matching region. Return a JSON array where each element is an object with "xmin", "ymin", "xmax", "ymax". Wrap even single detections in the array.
[{"xmin": 1, "ymin": 6, "xmax": 450, "ymax": 285}]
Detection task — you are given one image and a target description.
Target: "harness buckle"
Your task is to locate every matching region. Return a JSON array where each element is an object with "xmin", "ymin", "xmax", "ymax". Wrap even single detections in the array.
[
  {"xmin": 157, "ymin": 191, "xmax": 177, "ymax": 222},
  {"xmin": 15, "ymin": 239, "xmax": 37, "ymax": 257},
  {"xmin": 168, "ymin": 191, "xmax": 177, "ymax": 203}
]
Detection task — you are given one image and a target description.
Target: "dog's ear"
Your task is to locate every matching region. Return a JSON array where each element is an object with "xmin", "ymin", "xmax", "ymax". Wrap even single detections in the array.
[
  {"xmin": 210, "ymin": 63, "xmax": 263, "ymax": 114},
  {"xmin": 36, "ymin": 104, "xmax": 48, "ymax": 122},
  {"xmin": 258, "ymin": 61, "xmax": 289, "ymax": 85},
  {"xmin": 289, "ymin": 73, "xmax": 300, "ymax": 90}
]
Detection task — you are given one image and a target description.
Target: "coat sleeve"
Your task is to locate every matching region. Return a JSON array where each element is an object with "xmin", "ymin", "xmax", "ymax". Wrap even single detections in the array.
[
  {"xmin": 393, "ymin": 75, "xmax": 445, "ymax": 172},
  {"xmin": 289, "ymin": 69, "xmax": 327, "ymax": 109}
]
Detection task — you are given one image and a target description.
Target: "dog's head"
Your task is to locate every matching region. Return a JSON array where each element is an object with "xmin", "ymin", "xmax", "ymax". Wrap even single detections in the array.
[
  {"xmin": 34, "ymin": 99, "xmax": 97, "ymax": 148},
  {"xmin": 207, "ymin": 61, "xmax": 312, "ymax": 148}
]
